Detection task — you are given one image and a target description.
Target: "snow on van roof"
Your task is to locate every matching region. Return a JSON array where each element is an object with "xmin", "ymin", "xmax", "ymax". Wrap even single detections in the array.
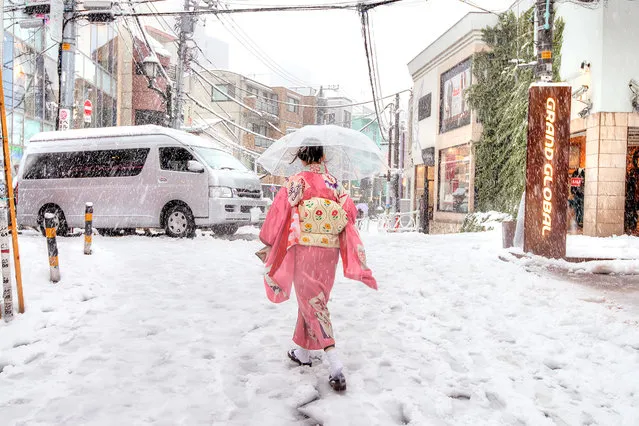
[{"xmin": 29, "ymin": 125, "xmax": 218, "ymax": 149}]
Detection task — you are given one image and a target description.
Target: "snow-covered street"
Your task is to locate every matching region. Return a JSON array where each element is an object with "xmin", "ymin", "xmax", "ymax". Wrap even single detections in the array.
[{"xmin": 1, "ymin": 228, "xmax": 638, "ymax": 425}]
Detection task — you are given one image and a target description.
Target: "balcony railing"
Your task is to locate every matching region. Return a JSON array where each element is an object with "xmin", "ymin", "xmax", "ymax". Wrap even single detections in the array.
[
  {"xmin": 255, "ymin": 135, "xmax": 273, "ymax": 148},
  {"xmin": 256, "ymin": 99, "xmax": 278, "ymax": 116}
]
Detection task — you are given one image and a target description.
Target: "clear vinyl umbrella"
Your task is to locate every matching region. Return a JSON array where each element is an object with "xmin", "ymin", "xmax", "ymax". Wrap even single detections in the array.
[{"xmin": 256, "ymin": 125, "xmax": 388, "ymax": 181}]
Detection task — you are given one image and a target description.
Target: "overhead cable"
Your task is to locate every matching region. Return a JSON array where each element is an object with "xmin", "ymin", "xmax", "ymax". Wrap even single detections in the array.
[
  {"xmin": 185, "ymin": 92, "xmax": 277, "ymax": 142},
  {"xmin": 86, "ymin": 0, "xmax": 406, "ymax": 18}
]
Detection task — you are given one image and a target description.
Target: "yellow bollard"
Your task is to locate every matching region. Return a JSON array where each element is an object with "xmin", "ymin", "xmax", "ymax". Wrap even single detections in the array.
[
  {"xmin": 84, "ymin": 203, "xmax": 93, "ymax": 255},
  {"xmin": 44, "ymin": 213, "xmax": 60, "ymax": 283}
]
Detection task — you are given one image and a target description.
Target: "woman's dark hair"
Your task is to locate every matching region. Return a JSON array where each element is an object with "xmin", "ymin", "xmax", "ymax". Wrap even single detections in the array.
[{"xmin": 294, "ymin": 146, "xmax": 324, "ymax": 164}]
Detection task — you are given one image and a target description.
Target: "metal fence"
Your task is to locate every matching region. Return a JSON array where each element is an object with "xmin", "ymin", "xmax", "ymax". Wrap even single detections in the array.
[{"xmin": 375, "ymin": 211, "xmax": 420, "ymax": 233}]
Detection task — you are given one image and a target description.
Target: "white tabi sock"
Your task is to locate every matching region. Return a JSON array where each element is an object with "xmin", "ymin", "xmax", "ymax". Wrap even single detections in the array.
[
  {"xmin": 325, "ymin": 349, "xmax": 343, "ymax": 377},
  {"xmin": 294, "ymin": 348, "xmax": 311, "ymax": 364}
]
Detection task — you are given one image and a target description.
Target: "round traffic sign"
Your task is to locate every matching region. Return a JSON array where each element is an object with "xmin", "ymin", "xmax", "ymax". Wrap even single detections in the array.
[{"xmin": 84, "ymin": 100, "xmax": 93, "ymax": 116}]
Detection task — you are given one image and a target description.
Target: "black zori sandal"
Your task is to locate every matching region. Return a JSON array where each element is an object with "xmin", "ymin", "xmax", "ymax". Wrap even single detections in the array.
[
  {"xmin": 329, "ymin": 372, "xmax": 346, "ymax": 392},
  {"xmin": 288, "ymin": 349, "xmax": 312, "ymax": 367}
]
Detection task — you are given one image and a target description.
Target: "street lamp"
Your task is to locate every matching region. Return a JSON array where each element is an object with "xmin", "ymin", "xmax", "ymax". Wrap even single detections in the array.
[
  {"xmin": 142, "ymin": 55, "xmax": 161, "ymax": 81},
  {"xmin": 140, "ymin": 55, "xmax": 172, "ymax": 126}
]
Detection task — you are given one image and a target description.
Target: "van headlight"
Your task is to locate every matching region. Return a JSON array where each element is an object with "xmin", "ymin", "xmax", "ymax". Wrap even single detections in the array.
[{"xmin": 209, "ymin": 186, "xmax": 233, "ymax": 198}]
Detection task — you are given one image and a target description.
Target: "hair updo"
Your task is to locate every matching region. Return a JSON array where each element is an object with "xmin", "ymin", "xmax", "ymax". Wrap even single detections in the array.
[{"xmin": 294, "ymin": 145, "xmax": 324, "ymax": 164}]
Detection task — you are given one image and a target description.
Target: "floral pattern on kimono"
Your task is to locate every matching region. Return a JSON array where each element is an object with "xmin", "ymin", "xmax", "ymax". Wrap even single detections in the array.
[
  {"xmin": 308, "ymin": 292, "xmax": 334, "ymax": 339},
  {"xmin": 259, "ymin": 162, "xmax": 378, "ymax": 305}
]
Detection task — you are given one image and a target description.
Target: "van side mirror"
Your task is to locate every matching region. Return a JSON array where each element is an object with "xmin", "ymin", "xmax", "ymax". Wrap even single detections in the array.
[{"xmin": 187, "ymin": 160, "xmax": 205, "ymax": 173}]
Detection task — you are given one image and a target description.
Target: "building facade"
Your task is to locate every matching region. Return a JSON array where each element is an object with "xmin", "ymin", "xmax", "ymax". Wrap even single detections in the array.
[
  {"xmin": 185, "ymin": 70, "xmax": 311, "ymax": 185},
  {"xmin": 324, "ymin": 96, "xmax": 353, "ymax": 127},
  {"xmin": 557, "ymin": 0, "xmax": 639, "ymax": 237},
  {"xmin": 408, "ymin": 0, "xmax": 639, "ymax": 238},
  {"xmin": 2, "ymin": 8, "xmax": 119, "ymax": 171},
  {"xmin": 408, "ymin": 12, "xmax": 494, "ymax": 233}
]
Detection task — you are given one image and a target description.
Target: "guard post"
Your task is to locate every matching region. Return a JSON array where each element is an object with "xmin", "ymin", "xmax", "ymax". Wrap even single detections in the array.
[
  {"xmin": 44, "ymin": 213, "xmax": 60, "ymax": 282},
  {"xmin": 84, "ymin": 202, "xmax": 93, "ymax": 255}
]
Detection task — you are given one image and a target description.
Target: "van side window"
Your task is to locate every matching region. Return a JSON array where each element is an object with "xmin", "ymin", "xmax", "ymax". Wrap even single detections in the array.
[
  {"xmin": 22, "ymin": 149, "xmax": 150, "ymax": 179},
  {"xmin": 159, "ymin": 147, "xmax": 194, "ymax": 172}
]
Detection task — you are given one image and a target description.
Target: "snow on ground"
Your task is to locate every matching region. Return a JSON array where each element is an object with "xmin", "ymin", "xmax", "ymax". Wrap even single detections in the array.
[
  {"xmin": 1, "ymin": 228, "xmax": 638, "ymax": 425},
  {"xmin": 508, "ymin": 234, "xmax": 639, "ymax": 276}
]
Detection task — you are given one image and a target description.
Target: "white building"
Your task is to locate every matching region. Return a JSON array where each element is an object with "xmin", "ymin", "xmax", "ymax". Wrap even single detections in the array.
[
  {"xmin": 407, "ymin": 12, "xmax": 496, "ymax": 233},
  {"xmin": 408, "ymin": 0, "xmax": 639, "ymax": 237}
]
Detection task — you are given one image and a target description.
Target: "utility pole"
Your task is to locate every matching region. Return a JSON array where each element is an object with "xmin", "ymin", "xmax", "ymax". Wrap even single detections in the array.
[
  {"xmin": 392, "ymin": 92, "xmax": 400, "ymax": 213},
  {"xmin": 535, "ymin": 0, "xmax": 554, "ymax": 82},
  {"xmin": 57, "ymin": 0, "xmax": 77, "ymax": 130},
  {"xmin": 172, "ymin": 0, "xmax": 195, "ymax": 129},
  {"xmin": 317, "ymin": 86, "xmax": 326, "ymax": 124}
]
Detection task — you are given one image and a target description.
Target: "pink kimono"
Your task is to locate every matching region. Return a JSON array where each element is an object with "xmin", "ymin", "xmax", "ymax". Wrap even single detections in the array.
[{"xmin": 259, "ymin": 163, "xmax": 377, "ymax": 350}]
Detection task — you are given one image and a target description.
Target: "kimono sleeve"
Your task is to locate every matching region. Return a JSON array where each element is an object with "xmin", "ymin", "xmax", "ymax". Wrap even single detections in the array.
[
  {"xmin": 341, "ymin": 192, "xmax": 358, "ymax": 225},
  {"xmin": 338, "ymin": 193, "xmax": 377, "ymax": 290},
  {"xmin": 259, "ymin": 187, "xmax": 289, "ymax": 247}
]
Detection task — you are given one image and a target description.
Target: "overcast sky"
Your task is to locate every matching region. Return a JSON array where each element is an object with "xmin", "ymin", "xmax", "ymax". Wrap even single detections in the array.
[{"xmin": 155, "ymin": 0, "xmax": 517, "ymax": 102}]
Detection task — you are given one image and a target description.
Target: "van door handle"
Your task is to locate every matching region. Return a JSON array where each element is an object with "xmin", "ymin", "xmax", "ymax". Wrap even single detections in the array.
[{"xmin": 158, "ymin": 177, "xmax": 168, "ymax": 183}]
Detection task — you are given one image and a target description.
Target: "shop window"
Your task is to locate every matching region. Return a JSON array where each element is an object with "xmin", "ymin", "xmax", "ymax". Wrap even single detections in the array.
[{"xmin": 438, "ymin": 144, "xmax": 470, "ymax": 214}]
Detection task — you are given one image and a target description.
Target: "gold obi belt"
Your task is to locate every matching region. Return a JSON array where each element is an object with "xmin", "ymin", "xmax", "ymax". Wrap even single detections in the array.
[{"xmin": 298, "ymin": 197, "xmax": 349, "ymax": 248}]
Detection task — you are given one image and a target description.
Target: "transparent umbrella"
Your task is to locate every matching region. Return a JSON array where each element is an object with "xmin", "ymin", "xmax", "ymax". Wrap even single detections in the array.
[{"xmin": 256, "ymin": 125, "xmax": 388, "ymax": 181}]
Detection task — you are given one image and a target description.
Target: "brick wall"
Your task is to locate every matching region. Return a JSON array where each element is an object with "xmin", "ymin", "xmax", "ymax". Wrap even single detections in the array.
[
  {"xmin": 272, "ymin": 87, "xmax": 304, "ymax": 133},
  {"xmin": 302, "ymin": 96, "xmax": 317, "ymax": 125},
  {"xmin": 582, "ymin": 112, "xmax": 634, "ymax": 236}
]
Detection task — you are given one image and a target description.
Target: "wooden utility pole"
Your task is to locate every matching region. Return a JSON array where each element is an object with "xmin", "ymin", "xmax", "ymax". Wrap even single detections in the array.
[
  {"xmin": 535, "ymin": 0, "xmax": 555, "ymax": 82},
  {"xmin": 0, "ymin": 67, "xmax": 24, "ymax": 315}
]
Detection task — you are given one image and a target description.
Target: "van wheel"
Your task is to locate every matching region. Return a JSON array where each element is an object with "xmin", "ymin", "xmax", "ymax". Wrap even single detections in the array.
[
  {"xmin": 211, "ymin": 224, "xmax": 239, "ymax": 236},
  {"xmin": 38, "ymin": 206, "xmax": 68, "ymax": 237},
  {"xmin": 164, "ymin": 205, "xmax": 195, "ymax": 238}
]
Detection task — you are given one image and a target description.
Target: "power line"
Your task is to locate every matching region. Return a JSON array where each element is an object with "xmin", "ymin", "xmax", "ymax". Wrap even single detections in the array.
[
  {"xmin": 359, "ymin": 7, "xmax": 386, "ymax": 141},
  {"xmin": 457, "ymin": 0, "xmax": 500, "ymax": 15},
  {"xmin": 185, "ymin": 92, "xmax": 277, "ymax": 142},
  {"xmin": 216, "ymin": 1, "xmax": 312, "ymax": 87},
  {"xmin": 88, "ymin": 0, "xmax": 407, "ymax": 18},
  {"xmin": 140, "ymin": 6, "xmax": 410, "ymax": 111},
  {"xmin": 364, "ymin": 10, "xmax": 389, "ymax": 131},
  {"xmin": 192, "ymin": 110, "xmax": 262, "ymax": 158},
  {"xmin": 192, "ymin": 61, "xmax": 409, "ymax": 109}
]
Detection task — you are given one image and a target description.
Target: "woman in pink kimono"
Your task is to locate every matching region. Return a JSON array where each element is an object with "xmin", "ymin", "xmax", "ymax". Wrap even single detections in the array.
[{"xmin": 259, "ymin": 146, "xmax": 377, "ymax": 392}]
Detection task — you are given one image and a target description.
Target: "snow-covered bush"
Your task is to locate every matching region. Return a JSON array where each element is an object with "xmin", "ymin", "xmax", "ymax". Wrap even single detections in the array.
[{"xmin": 460, "ymin": 211, "xmax": 513, "ymax": 233}]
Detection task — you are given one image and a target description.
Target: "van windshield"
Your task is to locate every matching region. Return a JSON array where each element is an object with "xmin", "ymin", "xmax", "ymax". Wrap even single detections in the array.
[{"xmin": 193, "ymin": 147, "xmax": 249, "ymax": 172}]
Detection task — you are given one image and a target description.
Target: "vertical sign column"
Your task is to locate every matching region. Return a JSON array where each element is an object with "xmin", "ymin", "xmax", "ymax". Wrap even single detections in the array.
[{"xmin": 524, "ymin": 83, "xmax": 571, "ymax": 259}]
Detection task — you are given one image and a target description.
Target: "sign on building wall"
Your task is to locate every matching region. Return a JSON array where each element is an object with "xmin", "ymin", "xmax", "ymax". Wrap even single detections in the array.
[
  {"xmin": 439, "ymin": 58, "xmax": 472, "ymax": 133},
  {"xmin": 524, "ymin": 84, "xmax": 571, "ymax": 259},
  {"xmin": 421, "ymin": 147, "xmax": 435, "ymax": 167}
]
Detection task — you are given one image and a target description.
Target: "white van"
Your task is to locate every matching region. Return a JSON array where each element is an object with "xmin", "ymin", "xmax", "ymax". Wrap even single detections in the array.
[{"xmin": 15, "ymin": 125, "xmax": 267, "ymax": 237}]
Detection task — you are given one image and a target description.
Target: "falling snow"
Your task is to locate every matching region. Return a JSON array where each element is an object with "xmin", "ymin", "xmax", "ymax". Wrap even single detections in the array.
[{"xmin": 0, "ymin": 228, "xmax": 637, "ymax": 425}]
